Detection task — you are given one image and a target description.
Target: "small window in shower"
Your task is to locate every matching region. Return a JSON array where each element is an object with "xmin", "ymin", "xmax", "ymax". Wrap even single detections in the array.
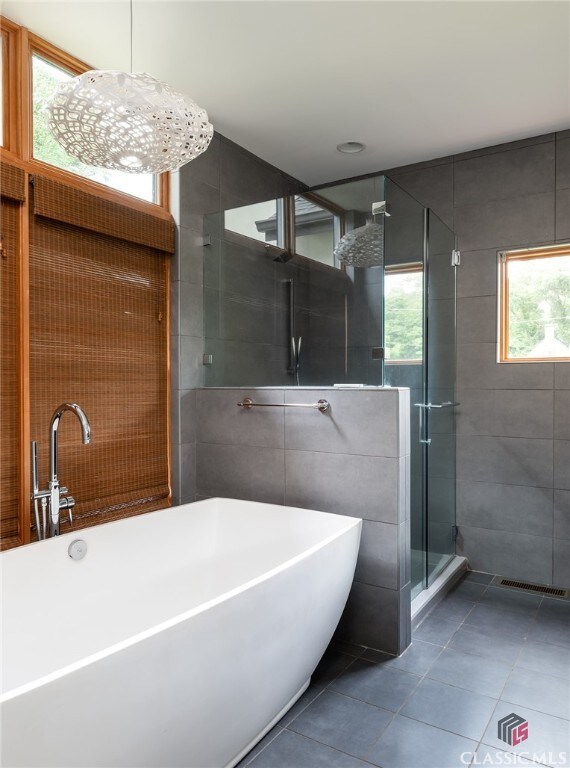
[
  {"xmin": 384, "ymin": 263, "xmax": 423, "ymax": 363},
  {"xmin": 499, "ymin": 244, "xmax": 570, "ymax": 362}
]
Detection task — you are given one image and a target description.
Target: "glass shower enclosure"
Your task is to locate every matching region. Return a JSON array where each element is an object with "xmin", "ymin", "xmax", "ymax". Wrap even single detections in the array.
[{"xmin": 203, "ymin": 174, "xmax": 458, "ymax": 597}]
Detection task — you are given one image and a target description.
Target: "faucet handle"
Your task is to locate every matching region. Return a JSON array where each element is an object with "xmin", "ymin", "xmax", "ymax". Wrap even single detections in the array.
[
  {"xmin": 59, "ymin": 496, "xmax": 75, "ymax": 526},
  {"xmin": 60, "ymin": 486, "xmax": 69, "ymax": 495}
]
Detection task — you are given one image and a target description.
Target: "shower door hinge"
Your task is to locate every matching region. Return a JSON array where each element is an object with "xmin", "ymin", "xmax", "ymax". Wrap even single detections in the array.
[
  {"xmin": 451, "ymin": 525, "xmax": 459, "ymax": 543},
  {"xmin": 451, "ymin": 250, "xmax": 461, "ymax": 267}
]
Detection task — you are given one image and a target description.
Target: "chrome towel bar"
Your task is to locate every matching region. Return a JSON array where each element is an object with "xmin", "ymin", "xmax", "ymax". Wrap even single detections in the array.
[{"xmin": 237, "ymin": 397, "xmax": 330, "ymax": 413}]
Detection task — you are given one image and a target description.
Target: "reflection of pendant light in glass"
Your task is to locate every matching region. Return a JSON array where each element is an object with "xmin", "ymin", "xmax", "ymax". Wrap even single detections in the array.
[
  {"xmin": 47, "ymin": 1, "xmax": 213, "ymax": 174},
  {"xmin": 334, "ymin": 201, "xmax": 390, "ymax": 268}
]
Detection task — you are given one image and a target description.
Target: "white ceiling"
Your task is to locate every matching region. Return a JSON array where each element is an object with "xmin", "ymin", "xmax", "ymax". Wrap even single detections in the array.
[{"xmin": 5, "ymin": 0, "xmax": 570, "ymax": 185}]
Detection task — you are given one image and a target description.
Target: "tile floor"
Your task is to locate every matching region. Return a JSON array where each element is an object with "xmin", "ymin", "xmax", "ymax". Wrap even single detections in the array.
[{"xmin": 238, "ymin": 572, "xmax": 570, "ymax": 768}]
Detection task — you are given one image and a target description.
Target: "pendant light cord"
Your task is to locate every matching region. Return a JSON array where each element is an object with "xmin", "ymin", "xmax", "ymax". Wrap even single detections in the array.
[{"xmin": 130, "ymin": 0, "xmax": 133, "ymax": 73}]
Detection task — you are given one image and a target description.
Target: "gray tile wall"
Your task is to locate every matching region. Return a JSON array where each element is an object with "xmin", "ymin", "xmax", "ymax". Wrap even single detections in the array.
[
  {"xmin": 388, "ymin": 130, "xmax": 570, "ymax": 588},
  {"xmin": 195, "ymin": 387, "xmax": 411, "ymax": 655},
  {"xmin": 171, "ymin": 134, "xmax": 304, "ymax": 505}
]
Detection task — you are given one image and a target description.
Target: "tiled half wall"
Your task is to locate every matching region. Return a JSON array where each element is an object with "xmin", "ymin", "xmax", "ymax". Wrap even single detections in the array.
[{"xmin": 193, "ymin": 386, "xmax": 412, "ymax": 655}]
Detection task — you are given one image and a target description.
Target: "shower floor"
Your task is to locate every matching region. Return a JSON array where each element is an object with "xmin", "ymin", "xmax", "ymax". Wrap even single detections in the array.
[{"xmin": 237, "ymin": 570, "xmax": 570, "ymax": 768}]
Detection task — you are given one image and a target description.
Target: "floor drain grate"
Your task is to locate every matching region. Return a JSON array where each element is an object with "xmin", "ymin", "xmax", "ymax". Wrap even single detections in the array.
[{"xmin": 498, "ymin": 578, "xmax": 568, "ymax": 598}]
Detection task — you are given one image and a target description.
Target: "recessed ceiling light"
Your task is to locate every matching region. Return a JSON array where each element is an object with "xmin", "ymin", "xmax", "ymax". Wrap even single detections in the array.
[{"xmin": 336, "ymin": 141, "xmax": 365, "ymax": 154}]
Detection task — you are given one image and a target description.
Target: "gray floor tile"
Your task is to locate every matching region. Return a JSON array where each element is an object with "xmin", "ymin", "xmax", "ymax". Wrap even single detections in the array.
[
  {"xmin": 329, "ymin": 640, "xmax": 367, "ymax": 658},
  {"xmin": 463, "ymin": 604, "xmax": 536, "ymax": 638},
  {"xmin": 248, "ymin": 729, "xmax": 371, "ymax": 768},
  {"xmin": 277, "ymin": 685, "xmax": 324, "ymax": 728},
  {"xmin": 528, "ymin": 601, "xmax": 570, "ymax": 649},
  {"xmin": 448, "ymin": 579, "xmax": 489, "ymax": 601},
  {"xmin": 288, "ymin": 690, "xmax": 392, "ymax": 761},
  {"xmin": 428, "ymin": 596, "xmax": 476, "ymax": 623},
  {"xmin": 448, "ymin": 624, "xmax": 525, "ymax": 666},
  {"xmin": 312, "ymin": 650, "xmax": 357, "ymax": 686},
  {"xmin": 366, "ymin": 714, "xmax": 477, "ymax": 768},
  {"xmin": 463, "ymin": 570, "xmax": 495, "ymax": 585},
  {"xmin": 400, "ymin": 677, "xmax": 498, "ymax": 741},
  {"xmin": 475, "ymin": 744, "xmax": 545, "ymax": 766},
  {"xmin": 360, "ymin": 641, "xmax": 442, "ymax": 675},
  {"xmin": 330, "ymin": 659, "xmax": 420, "ymax": 712},
  {"xmin": 383, "ymin": 640, "xmax": 443, "ymax": 675},
  {"xmin": 482, "ymin": 701, "xmax": 570, "ymax": 767},
  {"xmin": 237, "ymin": 727, "xmax": 284, "ymax": 767},
  {"xmin": 427, "ymin": 648, "xmax": 512, "ymax": 698},
  {"xmin": 516, "ymin": 638, "xmax": 570, "ymax": 680},
  {"xmin": 414, "ymin": 616, "xmax": 462, "ymax": 646},
  {"xmin": 359, "ymin": 649, "xmax": 395, "ymax": 664},
  {"xmin": 479, "ymin": 587, "xmax": 542, "ymax": 616},
  {"xmin": 501, "ymin": 667, "xmax": 570, "ymax": 720}
]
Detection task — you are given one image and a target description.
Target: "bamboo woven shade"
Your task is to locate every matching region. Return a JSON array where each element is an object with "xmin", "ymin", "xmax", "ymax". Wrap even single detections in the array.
[
  {"xmin": 29, "ymin": 184, "xmax": 170, "ymax": 535},
  {"xmin": 0, "ymin": 197, "xmax": 21, "ymax": 547},
  {"xmin": 1, "ymin": 162, "xmax": 26, "ymax": 202},
  {"xmin": 33, "ymin": 175, "xmax": 175, "ymax": 253}
]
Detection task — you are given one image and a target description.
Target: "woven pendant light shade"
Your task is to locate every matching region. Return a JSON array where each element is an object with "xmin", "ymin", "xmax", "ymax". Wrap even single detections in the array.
[
  {"xmin": 47, "ymin": 70, "xmax": 214, "ymax": 174},
  {"xmin": 334, "ymin": 221, "xmax": 384, "ymax": 268}
]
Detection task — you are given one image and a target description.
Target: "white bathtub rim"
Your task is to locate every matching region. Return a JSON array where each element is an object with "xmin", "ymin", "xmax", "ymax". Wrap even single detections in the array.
[{"xmin": 1, "ymin": 499, "xmax": 361, "ymax": 704}]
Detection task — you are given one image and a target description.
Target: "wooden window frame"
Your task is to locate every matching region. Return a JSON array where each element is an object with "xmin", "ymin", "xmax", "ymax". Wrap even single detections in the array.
[
  {"xmin": 384, "ymin": 261, "xmax": 424, "ymax": 365},
  {"xmin": 0, "ymin": 17, "xmax": 21, "ymax": 155},
  {"xmin": 0, "ymin": 16, "xmax": 170, "ymax": 219},
  {"xmin": 499, "ymin": 243, "xmax": 570, "ymax": 363},
  {"xmin": 0, "ymin": 15, "xmax": 173, "ymax": 549}
]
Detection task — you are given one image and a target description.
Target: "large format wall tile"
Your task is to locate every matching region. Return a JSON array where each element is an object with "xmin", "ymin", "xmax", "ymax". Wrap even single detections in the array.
[
  {"xmin": 457, "ymin": 250, "xmax": 498, "ymax": 298},
  {"xmin": 457, "ymin": 343, "xmax": 553, "ymax": 390},
  {"xmin": 554, "ymin": 490, "xmax": 570, "ymax": 539},
  {"xmin": 454, "ymin": 141, "xmax": 555, "ymax": 207},
  {"xmin": 457, "ymin": 434, "xmax": 553, "ymax": 487},
  {"xmin": 554, "ymin": 440, "xmax": 570, "ymax": 489},
  {"xmin": 555, "ymin": 188, "xmax": 570, "ymax": 239},
  {"xmin": 354, "ymin": 520, "xmax": 401, "ymax": 590},
  {"xmin": 556, "ymin": 137, "xmax": 570, "ymax": 189},
  {"xmin": 197, "ymin": 388, "xmax": 285, "ymax": 448},
  {"xmin": 553, "ymin": 539, "xmax": 570, "ymax": 587},
  {"xmin": 196, "ymin": 442, "xmax": 285, "ymax": 504},
  {"xmin": 390, "ymin": 162, "xmax": 454, "ymax": 230},
  {"xmin": 456, "ymin": 389, "xmax": 553, "ymax": 439},
  {"xmin": 454, "ymin": 191, "xmax": 555, "ymax": 252},
  {"xmin": 456, "ymin": 296, "xmax": 497, "ymax": 344},
  {"xmin": 284, "ymin": 388, "xmax": 401, "ymax": 457},
  {"xmin": 457, "ymin": 480, "xmax": 553, "ymax": 537},
  {"xmin": 554, "ymin": 390, "xmax": 570, "ymax": 439},
  {"xmin": 284, "ymin": 450, "xmax": 404, "ymax": 524},
  {"xmin": 335, "ymin": 581, "xmax": 404, "ymax": 655},
  {"xmin": 457, "ymin": 526, "xmax": 553, "ymax": 585}
]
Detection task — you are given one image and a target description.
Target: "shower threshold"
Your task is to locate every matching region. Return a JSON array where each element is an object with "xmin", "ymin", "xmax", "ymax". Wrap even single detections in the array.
[{"xmin": 411, "ymin": 555, "xmax": 467, "ymax": 630}]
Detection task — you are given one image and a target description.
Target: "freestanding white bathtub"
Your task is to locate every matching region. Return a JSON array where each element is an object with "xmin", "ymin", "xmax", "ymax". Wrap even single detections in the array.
[{"xmin": 0, "ymin": 498, "xmax": 361, "ymax": 768}]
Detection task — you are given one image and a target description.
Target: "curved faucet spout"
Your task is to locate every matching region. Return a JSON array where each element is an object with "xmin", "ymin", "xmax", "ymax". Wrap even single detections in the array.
[{"xmin": 49, "ymin": 403, "xmax": 91, "ymax": 484}]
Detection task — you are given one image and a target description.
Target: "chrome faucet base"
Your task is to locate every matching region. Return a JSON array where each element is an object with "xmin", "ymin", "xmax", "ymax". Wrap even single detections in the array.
[{"xmin": 31, "ymin": 403, "xmax": 90, "ymax": 541}]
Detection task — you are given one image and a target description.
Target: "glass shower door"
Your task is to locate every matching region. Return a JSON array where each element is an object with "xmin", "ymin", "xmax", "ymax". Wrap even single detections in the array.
[{"xmin": 423, "ymin": 210, "xmax": 457, "ymax": 585}]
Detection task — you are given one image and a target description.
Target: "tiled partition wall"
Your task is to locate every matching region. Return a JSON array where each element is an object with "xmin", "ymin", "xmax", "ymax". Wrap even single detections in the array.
[
  {"xmin": 387, "ymin": 130, "xmax": 570, "ymax": 588},
  {"xmin": 170, "ymin": 134, "xmax": 305, "ymax": 504},
  {"xmin": 195, "ymin": 387, "xmax": 411, "ymax": 655}
]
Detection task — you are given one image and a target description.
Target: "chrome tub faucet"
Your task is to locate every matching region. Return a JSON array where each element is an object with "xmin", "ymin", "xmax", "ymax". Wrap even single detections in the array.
[{"xmin": 31, "ymin": 403, "xmax": 91, "ymax": 539}]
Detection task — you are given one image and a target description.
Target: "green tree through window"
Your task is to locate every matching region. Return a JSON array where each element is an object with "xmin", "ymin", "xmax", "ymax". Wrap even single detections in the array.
[
  {"xmin": 384, "ymin": 269, "xmax": 423, "ymax": 361},
  {"xmin": 32, "ymin": 55, "xmax": 155, "ymax": 203}
]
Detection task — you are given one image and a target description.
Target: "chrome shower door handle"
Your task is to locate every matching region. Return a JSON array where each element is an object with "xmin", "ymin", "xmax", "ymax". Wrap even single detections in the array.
[
  {"xmin": 414, "ymin": 402, "xmax": 460, "ymax": 446},
  {"xmin": 414, "ymin": 404, "xmax": 432, "ymax": 446}
]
